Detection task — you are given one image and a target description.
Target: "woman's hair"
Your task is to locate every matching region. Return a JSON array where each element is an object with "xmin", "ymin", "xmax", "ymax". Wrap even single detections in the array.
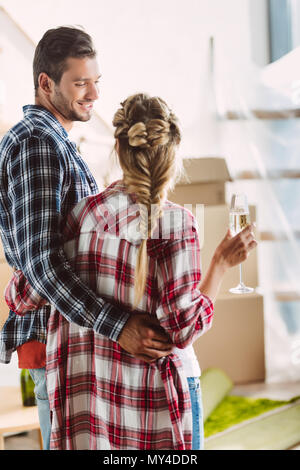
[{"xmin": 112, "ymin": 93, "xmax": 182, "ymax": 309}]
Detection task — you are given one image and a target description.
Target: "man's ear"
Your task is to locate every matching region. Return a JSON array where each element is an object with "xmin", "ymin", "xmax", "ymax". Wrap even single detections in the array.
[
  {"xmin": 115, "ymin": 138, "xmax": 120, "ymax": 154},
  {"xmin": 38, "ymin": 72, "xmax": 53, "ymax": 95}
]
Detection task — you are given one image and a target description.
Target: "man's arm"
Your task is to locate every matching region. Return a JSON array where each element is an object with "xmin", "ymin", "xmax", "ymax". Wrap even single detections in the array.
[
  {"xmin": 8, "ymin": 136, "xmax": 172, "ymax": 359},
  {"xmin": 9, "ymin": 136, "xmax": 129, "ymax": 340}
]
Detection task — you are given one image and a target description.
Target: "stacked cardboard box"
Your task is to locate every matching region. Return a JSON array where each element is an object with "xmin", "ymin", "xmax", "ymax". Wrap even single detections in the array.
[
  {"xmin": 193, "ymin": 293, "xmax": 265, "ymax": 384},
  {"xmin": 167, "ymin": 157, "xmax": 265, "ymax": 384},
  {"xmin": 169, "ymin": 157, "xmax": 232, "ymax": 206}
]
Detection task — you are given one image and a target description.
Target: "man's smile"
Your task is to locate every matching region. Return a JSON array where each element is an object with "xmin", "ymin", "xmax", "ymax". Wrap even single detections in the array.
[{"xmin": 77, "ymin": 101, "xmax": 94, "ymax": 111}]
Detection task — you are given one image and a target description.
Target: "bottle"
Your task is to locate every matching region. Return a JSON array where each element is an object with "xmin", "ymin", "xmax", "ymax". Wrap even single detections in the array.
[{"xmin": 20, "ymin": 369, "xmax": 36, "ymax": 406}]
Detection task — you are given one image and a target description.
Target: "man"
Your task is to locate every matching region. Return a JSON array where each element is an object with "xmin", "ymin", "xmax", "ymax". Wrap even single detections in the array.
[{"xmin": 0, "ymin": 26, "xmax": 173, "ymax": 449}]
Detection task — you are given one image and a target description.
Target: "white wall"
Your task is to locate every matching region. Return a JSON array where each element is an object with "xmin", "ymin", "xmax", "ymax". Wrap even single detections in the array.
[
  {"xmin": 0, "ymin": 0, "xmax": 269, "ymax": 158},
  {"xmin": 0, "ymin": 353, "xmax": 19, "ymax": 386},
  {"xmin": 248, "ymin": 0, "xmax": 270, "ymax": 66},
  {"xmin": 0, "ymin": 7, "xmax": 35, "ymax": 125}
]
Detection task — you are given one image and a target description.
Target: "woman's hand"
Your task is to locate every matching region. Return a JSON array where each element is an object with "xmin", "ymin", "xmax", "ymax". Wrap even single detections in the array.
[
  {"xmin": 213, "ymin": 223, "xmax": 257, "ymax": 272},
  {"xmin": 198, "ymin": 223, "xmax": 257, "ymax": 303}
]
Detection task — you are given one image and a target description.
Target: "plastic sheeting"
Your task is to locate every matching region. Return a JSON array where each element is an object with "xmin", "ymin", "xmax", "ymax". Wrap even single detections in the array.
[{"xmin": 212, "ymin": 43, "xmax": 300, "ymax": 383}]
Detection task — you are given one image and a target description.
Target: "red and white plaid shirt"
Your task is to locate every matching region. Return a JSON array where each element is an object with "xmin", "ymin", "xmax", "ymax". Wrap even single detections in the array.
[{"xmin": 5, "ymin": 179, "xmax": 214, "ymax": 450}]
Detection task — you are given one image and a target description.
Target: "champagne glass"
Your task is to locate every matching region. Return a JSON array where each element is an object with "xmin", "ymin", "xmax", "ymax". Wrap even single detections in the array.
[{"xmin": 229, "ymin": 193, "xmax": 254, "ymax": 294}]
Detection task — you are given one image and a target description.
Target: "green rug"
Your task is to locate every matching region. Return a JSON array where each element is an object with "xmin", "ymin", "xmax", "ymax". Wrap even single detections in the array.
[
  {"xmin": 204, "ymin": 394, "xmax": 300, "ymax": 438},
  {"xmin": 200, "ymin": 368, "xmax": 300, "ymax": 450},
  {"xmin": 204, "ymin": 399, "xmax": 300, "ymax": 450},
  {"xmin": 200, "ymin": 368, "xmax": 233, "ymax": 421}
]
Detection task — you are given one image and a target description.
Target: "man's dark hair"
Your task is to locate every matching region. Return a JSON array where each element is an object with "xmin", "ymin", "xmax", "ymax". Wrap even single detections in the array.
[{"xmin": 33, "ymin": 26, "xmax": 97, "ymax": 95}]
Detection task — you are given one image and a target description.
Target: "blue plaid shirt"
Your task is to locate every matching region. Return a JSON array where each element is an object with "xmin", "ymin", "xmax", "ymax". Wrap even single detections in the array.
[{"xmin": 0, "ymin": 105, "xmax": 129, "ymax": 363}]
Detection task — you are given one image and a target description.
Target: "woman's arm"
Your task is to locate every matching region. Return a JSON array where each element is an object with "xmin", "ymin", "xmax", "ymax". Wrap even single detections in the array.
[
  {"xmin": 155, "ymin": 214, "xmax": 257, "ymax": 350},
  {"xmin": 5, "ymin": 269, "xmax": 48, "ymax": 315},
  {"xmin": 155, "ymin": 215, "xmax": 214, "ymax": 349}
]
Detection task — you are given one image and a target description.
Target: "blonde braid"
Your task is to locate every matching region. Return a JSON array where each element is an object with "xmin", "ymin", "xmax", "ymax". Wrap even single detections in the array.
[{"xmin": 112, "ymin": 93, "xmax": 181, "ymax": 309}]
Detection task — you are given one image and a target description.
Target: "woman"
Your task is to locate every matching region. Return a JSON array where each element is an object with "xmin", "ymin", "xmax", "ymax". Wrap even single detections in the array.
[{"xmin": 6, "ymin": 93, "xmax": 257, "ymax": 450}]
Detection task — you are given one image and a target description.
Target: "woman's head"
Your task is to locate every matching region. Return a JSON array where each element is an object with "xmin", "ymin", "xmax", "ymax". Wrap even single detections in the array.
[
  {"xmin": 113, "ymin": 94, "xmax": 181, "ymax": 186},
  {"xmin": 112, "ymin": 93, "xmax": 182, "ymax": 309}
]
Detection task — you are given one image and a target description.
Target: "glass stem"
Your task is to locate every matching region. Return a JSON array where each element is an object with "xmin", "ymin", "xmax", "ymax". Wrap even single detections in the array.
[{"xmin": 239, "ymin": 263, "xmax": 243, "ymax": 286}]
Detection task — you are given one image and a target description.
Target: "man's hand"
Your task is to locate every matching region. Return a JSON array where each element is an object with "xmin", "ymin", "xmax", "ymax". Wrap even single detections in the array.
[{"xmin": 118, "ymin": 313, "xmax": 173, "ymax": 363}]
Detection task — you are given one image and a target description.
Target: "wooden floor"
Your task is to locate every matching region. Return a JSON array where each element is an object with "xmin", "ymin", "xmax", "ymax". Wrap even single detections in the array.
[
  {"xmin": 3, "ymin": 381, "xmax": 300, "ymax": 450},
  {"xmin": 4, "ymin": 430, "xmax": 41, "ymax": 450},
  {"xmin": 232, "ymin": 380, "xmax": 300, "ymax": 401}
]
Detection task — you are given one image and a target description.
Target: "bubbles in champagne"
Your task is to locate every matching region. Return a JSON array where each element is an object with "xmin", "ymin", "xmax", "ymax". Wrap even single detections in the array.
[{"xmin": 230, "ymin": 212, "xmax": 250, "ymax": 235}]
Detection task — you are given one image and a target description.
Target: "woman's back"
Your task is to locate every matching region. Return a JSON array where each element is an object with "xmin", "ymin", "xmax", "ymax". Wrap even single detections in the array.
[{"xmin": 64, "ymin": 179, "xmax": 195, "ymax": 317}]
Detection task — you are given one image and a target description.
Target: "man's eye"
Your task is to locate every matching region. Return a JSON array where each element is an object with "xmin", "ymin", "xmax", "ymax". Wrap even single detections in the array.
[{"xmin": 75, "ymin": 83, "xmax": 86, "ymax": 87}]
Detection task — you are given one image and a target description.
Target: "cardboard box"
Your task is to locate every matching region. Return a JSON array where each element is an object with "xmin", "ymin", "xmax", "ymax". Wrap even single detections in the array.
[
  {"xmin": 167, "ymin": 182, "xmax": 227, "ymax": 206},
  {"xmin": 168, "ymin": 157, "xmax": 232, "ymax": 206},
  {"xmin": 193, "ymin": 292, "xmax": 265, "ymax": 384},
  {"xmin": 198, "ymin": 204, "xmax": 259, "ymax": 293},
  {"xmin": 0, "ymin": 262, "xmax": 13, "ymax": 330}
]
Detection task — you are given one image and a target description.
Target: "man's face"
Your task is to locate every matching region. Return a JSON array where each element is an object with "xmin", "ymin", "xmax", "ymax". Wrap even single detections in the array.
[{"xmin": 50, "ymin": 56, "xmax": 101, "ymax": 122}]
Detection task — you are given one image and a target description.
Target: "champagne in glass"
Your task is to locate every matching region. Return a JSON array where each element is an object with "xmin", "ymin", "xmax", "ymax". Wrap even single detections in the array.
[{"xmin": 229, "ymin": 193, "xmax": 254, "ymax": 294}]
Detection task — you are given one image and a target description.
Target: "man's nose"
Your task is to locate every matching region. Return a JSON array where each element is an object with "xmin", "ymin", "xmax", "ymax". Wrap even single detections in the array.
[{"xmin": 86, "ymin": 82, "xmax": 99, "ymax": 100}]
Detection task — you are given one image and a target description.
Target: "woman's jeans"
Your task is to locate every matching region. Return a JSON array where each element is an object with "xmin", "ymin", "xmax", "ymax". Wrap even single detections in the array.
[
  {"xmin": 28, "ymin": 367, "xmax": 51, "ymax": 450},
  {"xmin": 187, "ymin": 376, "xmax": 204, "ymax": 450}
]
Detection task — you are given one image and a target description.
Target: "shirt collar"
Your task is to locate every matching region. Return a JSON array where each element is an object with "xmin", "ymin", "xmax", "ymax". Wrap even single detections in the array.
[{"xmin": 23, "ymin": 105, "xmax": 69, "ymax": 140}]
